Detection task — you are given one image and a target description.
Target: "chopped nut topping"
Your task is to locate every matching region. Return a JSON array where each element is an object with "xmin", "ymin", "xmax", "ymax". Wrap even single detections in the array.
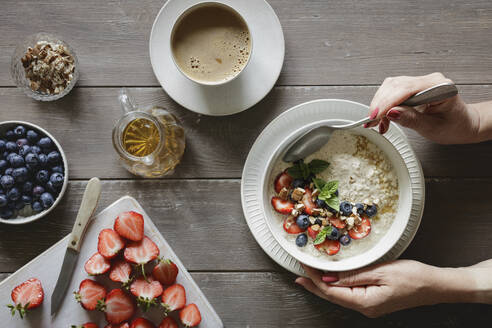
[
  {"xmin": 352, "ymin": 206, "xmax": 358, "ymax": 215},
  {"xmin": 312, "ymin": 208, "xmax": 323, "ymax": 216},
  {"xmin": 291, "ymin": 209, "xmax": 299, "ymax": 217},
  {"xmin": 291, "ymin": 188, "xmax": 305, "ymax": 201},
  {"xmin": 312, "ymin": 189, "xmax": 320, "ymax": 197},
  {"xmin": 321, "ymin": 218, "xmax": 329, "ymax": 226},
  {"xmin": 346, "ymin": 216, "xmax": 355, "ymax": 228},
  {"xmin": 323, "ymin": 209, "xmax": 333, "ymax": 217},
  {"xmin": 309, "ymin": 216, "xmax": 316, "ymax": 225},
  {"xmin": 311, "ymin": 224, "xmax": 320, "ymax": 231},
  {"xmin": 295, "ymin": 203, "xmax": 305, "ymax": 211},
  {"xmin": 278, "ymin": 187, "xmax": 289, "ymax": 200}
]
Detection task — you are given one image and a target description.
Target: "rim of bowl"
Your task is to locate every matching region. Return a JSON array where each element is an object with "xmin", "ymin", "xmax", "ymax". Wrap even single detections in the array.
[
  {"xmin": 0, "ymin": 121, "xmax": 69, "ymax": 225},
  {"xmin": 260, "ymin": 115, "xmax": 412, "ymax": 271}
]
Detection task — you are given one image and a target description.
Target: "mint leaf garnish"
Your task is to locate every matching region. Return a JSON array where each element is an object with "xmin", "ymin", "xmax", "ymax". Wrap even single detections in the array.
[
  {"xmin": 287, "ymin": 160, "xmax": 313, "ymax": 180},
  {"xmin": 308, "ymin": 159, "xmax": 330, "ymax": 174},
  {"xmin": 314, "ymin": 226, "xmax": 333, "ymax": 245},
  {"xmin": 313, "ymin": 178, "xmax": 326, "ymax": 190},
  {"xmin": 324, "ymin": 195, "xmax": 340, "ymax": 212}
]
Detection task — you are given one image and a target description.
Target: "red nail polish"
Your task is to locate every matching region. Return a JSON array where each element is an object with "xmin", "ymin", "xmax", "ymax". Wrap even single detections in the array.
[
  {"xmin": 363, "ymin": 123, "xmax": 369, "ymax": 128},
  {"xmin": 387, "ymin": 109, "xmax": 401, "ymax": 120},
  {"xmin": 379, "ymin": 123, "xmax": 385, "ymax": 134},
  {"xmin": 369, "ymin": 108, "xmax": 379, "ymax": 120},
  {"xmin": 321, "ymin": 273, "xmax": 339, "ymax": 283}
]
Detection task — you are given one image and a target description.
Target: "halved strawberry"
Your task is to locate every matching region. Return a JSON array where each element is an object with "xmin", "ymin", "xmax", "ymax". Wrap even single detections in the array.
[
  {"xmin": 85, "ymin": 252, "xmax": 111, "ymax": 276},
  {"xmin": 104, "ymin": 323, "xmax": 129, "ymax": 328},
  {"xmin": 274, "ymin": 171, "xmax": 293, "ymax": 193},
  {"xmin": 114, "ymin": 211, "xmax": 144, "ymax": 242},
  {"xmin": 161, "ymin": 284, "xmax": 186, "ymax": 314},
  {"xmin": 283, "ymin": 216, "xmax": 304, "ymax": 234},
  {"xmin": 314, "ymin": 240, "xmax": 341, "ymax": 255},
  {"xmin": 97, "ymin": 289, "xmax": 135, "ymax": 324},
  {"xmin": 71, "ymin": 323, "xmax": 99, "ymax": 328},
  {"xmin": 271, "ymin": 197, "xmax": 294, "ymax": 215},
  {"xmin": 74, "ymin": 279, "xmax": 107, "ymax": 311},
  {"xmin": 109, "ymin": 260, "xmax": 133, "ymax": 289},
  {"xmin": 130, "ymin": 317, "xmax": 156, "ymax": 328},
  {"xmin": 152, "ymin": 258, "xmax": 178, "ymax": 286},
  {"xmin": 328, "ymin": 216, "xmax": 346, "ymax": 229},
  {"xmin": 98, "ymin": 229, "xmax": 126, "ymax": 259},
  {"xmin": 307, "ymin": 225, "xmax": 319, "ymax": 239},
  {"xmin": 130, "ymin": 277, "xmax": 163, "ymax": 312},
  {"xmin": 180, "ymin": 304, "xmax": 202, "ymax": 327},
  {"xmin": 301, "ymin": 188, "xmax": 316, "ymax": 215},
  {"xmin": 158, "ymin": 317, "xmax": 178, "ymax": 328},
  {"xmin": 348, "ymin": 217, "xmax": 371, "ymax": 239},
  {"xmin": 8, "ymin": 278, "xmax": 44, "ymax": 318},
  {"xmin": 124, "ymin": 236, "xmax": 160, "ymax": 279}
]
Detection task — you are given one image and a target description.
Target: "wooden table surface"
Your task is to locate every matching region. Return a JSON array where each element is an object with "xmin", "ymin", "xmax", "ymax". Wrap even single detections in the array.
[{"xmin": 1, "ymin": 0, "xmax": 492, "ymax": 326}]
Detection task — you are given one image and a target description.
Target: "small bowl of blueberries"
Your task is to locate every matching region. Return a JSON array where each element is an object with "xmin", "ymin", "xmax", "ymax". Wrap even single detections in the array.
[{"xmin": 0, "ymin": 121, "xmax": 68, "ymax": 224}]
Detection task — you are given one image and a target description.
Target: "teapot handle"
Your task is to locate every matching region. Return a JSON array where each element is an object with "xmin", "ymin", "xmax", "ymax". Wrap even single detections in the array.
[{"xmin": 119, "ymin": 88, "xmax": 137, "ymax": 114}]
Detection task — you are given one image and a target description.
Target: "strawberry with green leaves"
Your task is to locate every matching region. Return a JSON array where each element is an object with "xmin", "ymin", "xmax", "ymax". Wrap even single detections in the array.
[
  {"xmin": 85, "ymin": 252, "xmax": 111, "ymax": 276},
  {"xmin": 74, "ymin": 279, "xmax": 107, "ymax": 311},
  {"xmin": 97, "ymin": 289, "xmax": 135, "ymax": 324},
  {"xmin": 130, "ymin": 317, "xmax": 156, "ymax": 328},
  {"xmin": 152, "ymin": 258, "xmax": 178, "ymax": 286},
  {"xmin": 7, "ymin": 278, "xmax": 44, "ymax": 318},
  {"xmin": 130, "ymin": 277, "xmax": 163, "ymax": 312},
  {"xmin": 109, "ymin": 259, "xmax": 133, "ymax": 289},
  {"xmin": 158, "ymin": 317, "xmax": 178, "ymax": 328},
  {"xmin": 180, "ymin": 303, "xmax": 202, "ymax": 327},
  {"xmin": 71, "ymin": 323, "xmax": 99, "ymax": 328},
  {"xmin": 114, "ymin": 211, "xmax": 144, "ymax": 242},
  {"xmin": 124, "ymin": 236, "xmax": 160, "ymax": 279},
  {"xmin": 98, "ymin": 229, "xmax": 126, "ymax": 259},
  {"xmin": 161, "ymin": 283, "xmax": 186, "ymax": 314}
]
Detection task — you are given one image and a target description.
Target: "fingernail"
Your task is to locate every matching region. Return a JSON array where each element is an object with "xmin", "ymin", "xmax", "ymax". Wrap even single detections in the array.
[
  {"xmin": 387, "ymin": 109, "xmax": 401, "ymax": 120},
  {"xmin": 321, "ymin": 273, "xmax": 339, "ymax": 283},
  {"xmin": 379, "ymin": 122, "xmax": 387, "ymax": 134},
  {"xmin": 369, "ymin": 108, "xmax": 379, "ymax": 120},
  {"xmin": 363, "ymin": 123, "xmax": 369, "ymax": 128}
]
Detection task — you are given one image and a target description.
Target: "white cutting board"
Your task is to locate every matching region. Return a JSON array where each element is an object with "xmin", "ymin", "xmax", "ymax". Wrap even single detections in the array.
[{"xmin": 0, "ymin": 196, "xmax": 223, "ymax": 328}]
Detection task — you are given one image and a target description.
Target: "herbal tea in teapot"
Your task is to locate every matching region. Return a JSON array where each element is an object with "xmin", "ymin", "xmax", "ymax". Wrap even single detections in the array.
[{"xmin": 112, "ymin": 89, "xmax": 185, "ymax": 178}]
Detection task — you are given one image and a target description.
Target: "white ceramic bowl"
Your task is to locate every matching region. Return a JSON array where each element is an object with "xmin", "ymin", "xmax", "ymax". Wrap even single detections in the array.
[
  {"xmin": 0, "ymin": 121, "xmax": 69, "ymax": 225},
  {"xmin": 254, "ymin": 100, "xmax": 423, "ymax": 272}
]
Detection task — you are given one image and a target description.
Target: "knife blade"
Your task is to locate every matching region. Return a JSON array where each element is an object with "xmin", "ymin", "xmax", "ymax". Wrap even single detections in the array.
[{"xmin": 51, "ymin": 177, "xmax": 102, "ymax": 317}]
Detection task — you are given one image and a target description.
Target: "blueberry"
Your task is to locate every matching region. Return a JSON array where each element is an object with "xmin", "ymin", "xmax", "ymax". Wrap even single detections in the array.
[
  {"xmin": 19, "ymin": 145, "xmax": 31, "ymax": 156},
  {"xmin": 47, "ymin": 150, "xmax": 61, "ymax": 164},
  {"xmin": 0, "ymin": 175, "xmax": 14, "ymax": 189},
  {"xmin": 38, "ymin": 153, "xmax": 48, "ymax": 166},
  {"xmin": 37, "ymin": 137, "xmax": 53, "ymax": 150},
  {"xmin": 7, "ymin": 202, "xmax": 16, "ymax": 210},
  {"xmin": 327, "ymin": 206, "xmax": 338, "ymax": 214},
  {"xmin": 6, "ymin": 152, "xmax": 17, "ymax": 162},
  {"xmin": 0, "ymin": 194, "xmax": 7, "ymax": 207},
  {"xmin": 296, "ymin": 214, "xmax": 310, "ymax": 230},
  {"xmin": 26, "ymin": 130, "xmax": 39, "ymax": 143},
  {"xmin": 339, "ymin": 201, "xmax": 353, "ymax": 216},
  {"xmin": 327, "ymin": 226, "xmax": 340, "ymax": 240},
  {"xmin": 14, "ymin": 200, "xmax": 25, "ymax": 210},
  {"xmin": 12, "ymin": 167, "xmax": 29, "ymax": 182},
  {"xmin": 334, "ymin": 190, "xmax": 339, "ymax": 197},
  {"xmin": 0, "ymin": 208, "xmax": 14, "ymax": 219},
  {"xmin": 10, "ymin": 154, "xmax": 24, "ymax": 168},
  {"xmin": 46, "ymin": 181, "xmax": 59, "ymax": 194},
  {"xmin": 365, "ymin": 205, "xmax": 378, "ymax": 217},
  {"xmin": 36, "ymin": 169, "xmax": 50, "ymax": 184},
  {"xmin": 0, "ymin": 139, "xmax": 5, "ymax": 152},
  {"xmin": 22, "ymin": 181, "xmax": 33, "ymax": 194},
  {"xmin": 314, "ymin": 218, "xmax": 323, "ymax": 226},
  {"xmin": 40, "ymin": 192, "xmax": 55, "ymax": 208},
  {"xmin": 292, "ymin": 179, "xmax": 305, "ymax": 188},
  {"xmin": 30, "ymin": 145, "xmax": 41, "ymax": 154},
  {"xmin": 355, "ymin": 203, "xmax": 365, "ymax": 215},
  {"xmin": 315, "ymin": 198, "xmax": 327, "ymax": 208},
  {"xmin": 13, "ymin": 125, "xmax": 26, "ymax": 138},
  {"xmin": 0, "ymin": 160, "xmax": 7, "ymax": 173},
  {"xmin": 5, "ymin": 130, "xmax": 15, "ymax": 141},
  {"xmin": 339, "ymin": 234, "xmax": 351, "ymax": 246},
  {"xmin": 25, "ymin": 153, "xmax": 39, "ymax": 167},
  {"xmin": 32, "ymin": 185, "xmax": 45, "ymax": 199},
  {"xmin": 7, "ymin": 187, "xmax": 20, "ymax": 201},
  {"xmin": 296, "ymin": 234, "xmax": 308, "ymax": 247},
  {"xmin": 16, "ymin": 138, "xmax": 28, "ymax": 148},
  {"xmin": 4, "ymin": 168, "xmax": 13, "ymax": 176},
  {"xmin": 51, "ymin": 165, "xmax": 64, "ymax": 174},
  {"xmin": 2, "ymin": 151, "xmax": 9, "ymax": 159},
  {"xmin": 21, "ymin": 194, "xmax": 32, "ymax": 205},
  {"xmin": 31, "ymin": 201, "xmax": 43, "ymax": 212},
  {"xmin": 5, "ymin": 141, "xmax": 17, "ymax": 152},
  {"xmin": 49, "ymin": 172, "xmax": 64, "ymax": 187}
]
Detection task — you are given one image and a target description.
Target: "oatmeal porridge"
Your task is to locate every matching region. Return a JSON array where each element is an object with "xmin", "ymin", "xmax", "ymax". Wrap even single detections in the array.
[{"xmin": 269, "ymin": 130, "xmax": 399, "ymax": 260}]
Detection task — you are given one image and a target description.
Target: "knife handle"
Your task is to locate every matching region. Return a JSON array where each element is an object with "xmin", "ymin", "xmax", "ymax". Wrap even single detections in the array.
[{"xmin": 68, "ymin": 177, "xmax": 102, "ymax": 252}]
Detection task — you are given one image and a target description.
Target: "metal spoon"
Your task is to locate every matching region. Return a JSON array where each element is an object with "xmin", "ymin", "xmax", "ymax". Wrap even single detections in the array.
[{"xmin": 282, "ymin": 82, "xmax": 458, "ymax": 162}]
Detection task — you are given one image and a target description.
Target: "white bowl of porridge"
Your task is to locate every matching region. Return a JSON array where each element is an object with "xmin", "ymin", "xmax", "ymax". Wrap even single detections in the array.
[{"xmin": 262, "ymin": 119, "xmax": 414, "ymax": 272}]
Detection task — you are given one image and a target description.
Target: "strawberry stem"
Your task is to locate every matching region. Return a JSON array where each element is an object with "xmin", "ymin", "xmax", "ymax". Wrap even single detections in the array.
[{"xmin": 141, "ymin": 264, "xmax": 149, "ymax": 282}]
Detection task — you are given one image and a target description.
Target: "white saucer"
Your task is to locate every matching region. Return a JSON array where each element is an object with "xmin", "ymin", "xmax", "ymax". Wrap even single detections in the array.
[
  {"xmin": 149, "ymin": 0, "xmax": 285, "ymax": 116},
  {"xmin": 241, "ymin": 100, "xmax": 425, "ymax": 276}
]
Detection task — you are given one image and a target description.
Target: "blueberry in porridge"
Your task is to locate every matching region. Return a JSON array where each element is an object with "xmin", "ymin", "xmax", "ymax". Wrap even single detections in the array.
[{"xmin": 269, "ymin": 130, "xmax": 398, "ymax": 259}]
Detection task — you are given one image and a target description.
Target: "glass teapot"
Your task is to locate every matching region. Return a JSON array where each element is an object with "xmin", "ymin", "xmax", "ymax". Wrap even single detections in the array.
[{"xmin": 112, "ymin": 88, "xmax": 185, "ymax": 178}]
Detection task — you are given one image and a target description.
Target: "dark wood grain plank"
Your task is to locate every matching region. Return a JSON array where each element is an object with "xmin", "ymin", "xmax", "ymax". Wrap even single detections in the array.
[
  {"xmin": 1, "ymin": 86, "xmax": 492, "ymax": 179},
  {"xmin": 1, "ymin": 0, "xmax": 492, "ymax": 86},
  {"xmin": 0, "ymin": 272, "xmax": 489, "ymax": 327},
  {"xmin": 0, "ymin": 179, "xmax": 491, "ymax": 272}
]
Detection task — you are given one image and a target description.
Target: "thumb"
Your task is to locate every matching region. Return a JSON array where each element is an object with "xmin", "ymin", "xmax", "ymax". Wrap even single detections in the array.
[{"xmin": 386, "ymin": 106, "xmax": 428, "ymax": 130}]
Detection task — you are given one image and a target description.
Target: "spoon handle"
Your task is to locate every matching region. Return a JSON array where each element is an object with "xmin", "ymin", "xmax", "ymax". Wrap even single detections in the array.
[{"xmin": 337, "ymin": 82, "xmax": 458, "ymax": 129}]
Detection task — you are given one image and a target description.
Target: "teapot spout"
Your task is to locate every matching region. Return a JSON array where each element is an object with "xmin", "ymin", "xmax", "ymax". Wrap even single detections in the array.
[{"xmin": 119, "ymin": 88, "xmax": 137, "ymax": 114}]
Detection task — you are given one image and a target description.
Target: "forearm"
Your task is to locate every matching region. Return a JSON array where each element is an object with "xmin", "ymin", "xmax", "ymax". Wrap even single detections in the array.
[
  {"xmin": 426, "ymin": 262, "xmax": 492, "ymax": 304},
  {"xmin": 470, "ymin": 101, "xmax": 492, "ymax": 142}
]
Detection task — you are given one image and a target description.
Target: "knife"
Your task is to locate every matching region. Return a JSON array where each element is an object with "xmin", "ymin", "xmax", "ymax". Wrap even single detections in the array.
[{"xmin": 50, "ymin": 177, "xmax": 102, "ymax": 317}]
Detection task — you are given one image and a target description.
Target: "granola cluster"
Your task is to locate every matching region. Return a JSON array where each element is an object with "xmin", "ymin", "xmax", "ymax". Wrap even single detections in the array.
[{"xmin": 20, "ymin": 41, "xmax": 75, "ymax": 95}]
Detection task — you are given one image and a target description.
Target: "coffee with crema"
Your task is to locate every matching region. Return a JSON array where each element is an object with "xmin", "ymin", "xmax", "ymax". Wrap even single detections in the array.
[{"xmin": 171, "ymin": 3, "xmax": 251, "ymax": 84}]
